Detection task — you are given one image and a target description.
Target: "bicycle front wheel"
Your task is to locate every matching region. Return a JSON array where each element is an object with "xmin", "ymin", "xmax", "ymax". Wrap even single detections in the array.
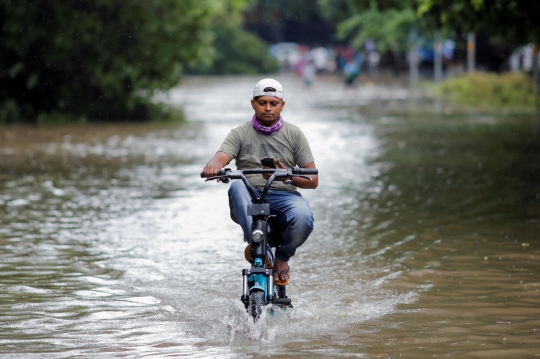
[{"xmin": 249, "ymin": 289, "xmax": 265, "ymax": 322}]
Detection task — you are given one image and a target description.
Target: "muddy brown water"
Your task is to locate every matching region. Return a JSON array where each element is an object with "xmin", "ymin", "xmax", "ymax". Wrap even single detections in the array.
[{"xmin": 0, "ymin": 76, "xmax": 539, "ymax": 358}]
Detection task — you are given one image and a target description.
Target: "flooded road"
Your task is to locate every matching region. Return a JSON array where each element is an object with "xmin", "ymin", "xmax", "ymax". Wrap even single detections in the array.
[{"xmin": 1, "ymin": 75, "xmax": 539, "ymax": 358}]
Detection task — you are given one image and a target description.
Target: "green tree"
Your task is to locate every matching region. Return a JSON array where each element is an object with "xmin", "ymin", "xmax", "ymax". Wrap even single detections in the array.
[
  {"xmin": 318, "ymin": 0, "xmax": 421, "ymax": 53},
  {"xmin": 0, "ymin": 0, "xmax": 215, "ymax": 123},
  {"xmin": 417, "ymin": 0, "xmax": 540, "ymax": 44},
  {"xmin": 417, "ymin": 0, "xmax": 540, "ymax": 102},
  {"xmin": 244, "ymin": 0, "xmax": 337, "ymax": 44},
  {"xmin": 186, "ymin": 0, "xmax": 279, "ymax": 75}
]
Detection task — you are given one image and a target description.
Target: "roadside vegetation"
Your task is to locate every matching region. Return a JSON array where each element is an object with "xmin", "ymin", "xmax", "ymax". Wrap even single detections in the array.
[
  {"xmin": 2, "ymin": 0, "xmax": 539, "ymax": 124},
  {"xmin": 434, "ymin": 72, "xmax": 536, "ymax": 111},
  {"xmin": 185, "ymin": 2, "xmax": 278, "ymax": 75},
  {"xmin": 0, "ymin": 0, "xmax": 277, "ymax": 124}
]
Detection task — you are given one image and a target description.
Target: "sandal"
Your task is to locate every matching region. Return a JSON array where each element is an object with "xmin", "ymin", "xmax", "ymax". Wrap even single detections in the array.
[{"xmin": 273, "ymin": 264, "xmax": 289, "ymax": 286}]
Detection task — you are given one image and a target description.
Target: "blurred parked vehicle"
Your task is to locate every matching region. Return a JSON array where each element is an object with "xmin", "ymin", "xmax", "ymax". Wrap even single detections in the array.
[
  {"xmin": 509, "ymin": 44, "xmax": 539, "ymax": 72},
  {"xmin": 269, "ymin": 42, "xmax": 302, "ymax": 69}
]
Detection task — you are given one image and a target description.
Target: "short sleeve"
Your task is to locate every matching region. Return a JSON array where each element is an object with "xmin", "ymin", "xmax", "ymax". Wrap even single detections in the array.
[
  {"xmin": 294, "ymin": 129, "xmax": 314, "ymax": 167},
  {"xmin": 218, "ymin": 127, "xmax": 242, "ymax": 160}
]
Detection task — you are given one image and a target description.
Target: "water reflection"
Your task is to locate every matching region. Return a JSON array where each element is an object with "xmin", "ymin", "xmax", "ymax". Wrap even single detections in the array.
[{"xmin": 0, "ymin": 75, "xmax": 539, "ymax": 357}]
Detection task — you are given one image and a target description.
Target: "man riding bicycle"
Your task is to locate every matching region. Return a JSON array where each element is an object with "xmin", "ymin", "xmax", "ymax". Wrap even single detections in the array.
[{"xmin": 202, "ymin": 78, "xmax": 318, "ymax": 285}]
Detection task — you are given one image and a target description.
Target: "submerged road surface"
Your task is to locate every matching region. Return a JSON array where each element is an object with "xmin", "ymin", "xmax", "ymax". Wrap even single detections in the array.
[{"xmin": 1, "ymin": 75, "xmax": 539, "ymax": 358}]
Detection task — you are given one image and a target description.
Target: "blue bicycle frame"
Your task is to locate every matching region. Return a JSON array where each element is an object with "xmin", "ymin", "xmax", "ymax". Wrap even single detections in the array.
[{"xmin": 202, "ymin": 166, "xmax": 317, "ymax": 320}]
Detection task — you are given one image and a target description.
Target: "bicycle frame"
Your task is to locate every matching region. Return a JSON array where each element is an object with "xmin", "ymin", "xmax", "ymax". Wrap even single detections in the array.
[
  {"xmin": 241, "ymin": 190, "xmax": 276, "ymax": 308},
  {"xmin": 202, "ymin": 167, "xmax": 317, "ymax": 318}
]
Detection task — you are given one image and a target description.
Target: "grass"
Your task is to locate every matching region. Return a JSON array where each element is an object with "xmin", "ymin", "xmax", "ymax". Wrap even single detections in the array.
[{"xmin": 433, "ymin": 72, "xmax": 537, "ymax": 111}]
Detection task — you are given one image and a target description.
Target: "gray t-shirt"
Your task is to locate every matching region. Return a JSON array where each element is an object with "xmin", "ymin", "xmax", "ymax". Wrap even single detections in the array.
[{"xmin": 218, "ymin": 121, "xmax": 314, "ymax": 191}]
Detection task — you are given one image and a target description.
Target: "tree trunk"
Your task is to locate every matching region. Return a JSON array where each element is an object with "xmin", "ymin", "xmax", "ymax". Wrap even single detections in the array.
[
  {"xmin": 434, "ymin": 30, "xmax": 443, "ymax": 82},
  {"xmin": 533, "ymin": 44, "xmax": 540, "ymax": 135},
  {"xmin": 467, "ymin": 32, "xmax": 476, "ymax": 72},
  {"xmin": 533, "ymin": 44, "xmax": 539, "ymax": 96},
  {"xmin": 409, "ymin": 43, "xmax": 419, "ymax": 88}
]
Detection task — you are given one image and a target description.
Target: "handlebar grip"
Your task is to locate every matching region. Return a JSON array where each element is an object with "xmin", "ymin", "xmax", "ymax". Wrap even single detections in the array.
[
  {"xmin": 200, "ymin": 169, "xmax": 229, "ymax": 178},
  {"xmin": 292, "ymin": 168, "xmax": 318, "ymax": 175}
]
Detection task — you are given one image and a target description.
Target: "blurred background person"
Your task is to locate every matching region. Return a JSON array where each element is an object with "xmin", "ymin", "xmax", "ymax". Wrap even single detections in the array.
[
  {"xmin": 343, "ymin": 57, "xmax": 360, "ymax": 86},
  {"xmin": 311, "ymin": 44, "xmax": 329, "ymax": 74},
  {"xmin": 302, "ymin": 55, "xmax": 317, "ymax": 87}
]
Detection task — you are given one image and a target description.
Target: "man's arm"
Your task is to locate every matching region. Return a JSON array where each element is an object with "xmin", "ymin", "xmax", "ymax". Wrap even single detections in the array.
[
  {"xmin": 291, "ymin": 161, "xmax": 318, "ymax": 189},
  {"xmin": 202, "ymin": 152, "xmax": 232, "ymax": 177},
  {"xmin": 263, "ymin": 159, "xmax": 318, "ymax": 189}
]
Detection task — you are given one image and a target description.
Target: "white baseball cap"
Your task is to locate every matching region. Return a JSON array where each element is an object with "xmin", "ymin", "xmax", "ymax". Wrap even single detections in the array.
[{"xmin": 253, "ymin": 78, "xmax": 284, "ymax": 99}]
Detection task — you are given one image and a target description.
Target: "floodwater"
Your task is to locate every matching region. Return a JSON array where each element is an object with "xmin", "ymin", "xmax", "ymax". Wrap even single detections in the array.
[{"xmin": 1, "ymin": 75, "xmax": 539, "ymax": 358}]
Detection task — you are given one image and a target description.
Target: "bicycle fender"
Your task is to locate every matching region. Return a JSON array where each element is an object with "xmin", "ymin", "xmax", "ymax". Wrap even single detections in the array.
[{"xmin": 248, "ymin": 273, "xmax": 268, "ymax": 295}]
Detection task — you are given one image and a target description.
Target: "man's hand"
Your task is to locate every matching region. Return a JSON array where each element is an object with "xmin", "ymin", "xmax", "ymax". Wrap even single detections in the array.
[
  {"xmin": 262, "ymin": 158, "xmax": 288, "ymax": 181},
  {"xmin": 264, "ymin": 161, "xmax": 318, "ymax": 189},
  {"xmin": 202, "ymin": 152, "xmax": 232, "ymax": 181},
  {"xmin": 202, "ymin": 164, "xmax": 222, "ymax": 178}
]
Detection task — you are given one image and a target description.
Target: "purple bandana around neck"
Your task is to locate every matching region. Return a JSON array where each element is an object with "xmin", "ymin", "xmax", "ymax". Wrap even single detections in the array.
[{"xmin": 251, "ymin": 114, "xmax": 284, "ymax": 135}]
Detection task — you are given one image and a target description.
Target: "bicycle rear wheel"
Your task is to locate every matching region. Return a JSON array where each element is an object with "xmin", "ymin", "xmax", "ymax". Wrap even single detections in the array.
[{"xmin": 249, "ymin": 289, "xmax": 265, "ymax": 322}]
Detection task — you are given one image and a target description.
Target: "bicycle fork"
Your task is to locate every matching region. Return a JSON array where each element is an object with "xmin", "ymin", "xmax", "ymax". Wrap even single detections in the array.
[
  {"xmin": 241, "ymin": 262, "xmax": 274, "ymax": 307},
  {"xmin": 241, "ymin": 265, "xmax": 292, "ymax": 310},
  {"xmin": 241, "ymin": 222, "xmax": 274, "ymax": 308},
  {"xmin": 240, "ymin": 205, "xmax": 292, "ymax": 310}
]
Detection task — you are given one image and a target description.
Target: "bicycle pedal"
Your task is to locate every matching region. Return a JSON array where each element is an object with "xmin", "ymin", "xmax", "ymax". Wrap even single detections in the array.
[
  {"xmin": 276, "ymin": 284, "xmax": 287, "ymax": 298},
  {"xmin": 273, "ymin": 297, "xmax": 293, "ymax": 308}
]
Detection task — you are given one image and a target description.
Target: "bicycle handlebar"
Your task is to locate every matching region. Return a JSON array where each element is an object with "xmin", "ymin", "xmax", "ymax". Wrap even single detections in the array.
[
  {"xmin": 291, "ymin": 168, "xmax": 318, "ymax": 175},
  {"xmin": 200, "ymin": 167, "xmax": 318, "ymax": 178},
  {"xmin": 201, "ymin": 167, "xmax": 318, "ymax": 205}
]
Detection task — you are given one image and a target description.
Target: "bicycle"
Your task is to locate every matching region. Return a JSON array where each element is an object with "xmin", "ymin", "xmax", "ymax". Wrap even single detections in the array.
[{"xmin": 201, "ymin": 166, "xmax": 318, "ymax": 321}]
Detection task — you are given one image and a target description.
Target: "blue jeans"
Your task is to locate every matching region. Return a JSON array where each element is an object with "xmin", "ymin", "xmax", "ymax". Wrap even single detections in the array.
[{"xmin": 228, "ymin": 180, "xmax": 314, "ymax": 262}]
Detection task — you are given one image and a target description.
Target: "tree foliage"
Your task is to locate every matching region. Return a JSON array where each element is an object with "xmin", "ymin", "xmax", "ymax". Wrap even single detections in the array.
[
  {"xmin": 337, "ymin": 6, "xmax": 417, "ymax": 52},
  {"xmin": 417, "ymin": 0, "xmax": 540, "ymax": 45},
  {"xmin": 186, "ymin": 0, "xmax": 278, "ymax": 75},
  {"xmin": 319, "ymin": 0, "xmax": 540, "ymax": 53},
  {"xmin": 318, "ymin": 0, "xmax": 421, "ymax": 52},
  {"xmin": 0, "ymin": 0, "xmax": 240, "ymax": 123},
  {"xmin": 244, "ymin": 0, "xmax": 336, "ymax": 44},
  {"xmin": 189, "ymin": 26, "xmax": 279, "ymax": 75},
  {"xmin": 247, "ymin": 0, "xmax": 319, "ymax": 23}
]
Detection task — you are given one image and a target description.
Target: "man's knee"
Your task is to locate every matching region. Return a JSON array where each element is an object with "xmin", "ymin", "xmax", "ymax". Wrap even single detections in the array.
[
  {"xmin": 289, "ymin": 207, "xmax": 314, "ymax": 232},
  {"xmin": 228, "ymin": 179, "xmax": 244, "ymax": 197},
  {"xmin": 228, "ymin": 181, "xmax": 247, "ymax": 223}
]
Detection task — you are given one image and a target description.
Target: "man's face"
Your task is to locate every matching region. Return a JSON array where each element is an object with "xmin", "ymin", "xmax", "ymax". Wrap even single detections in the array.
[{"xmin": 251, "ymin": 96, "xmax": 285, "ymax": 124}]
